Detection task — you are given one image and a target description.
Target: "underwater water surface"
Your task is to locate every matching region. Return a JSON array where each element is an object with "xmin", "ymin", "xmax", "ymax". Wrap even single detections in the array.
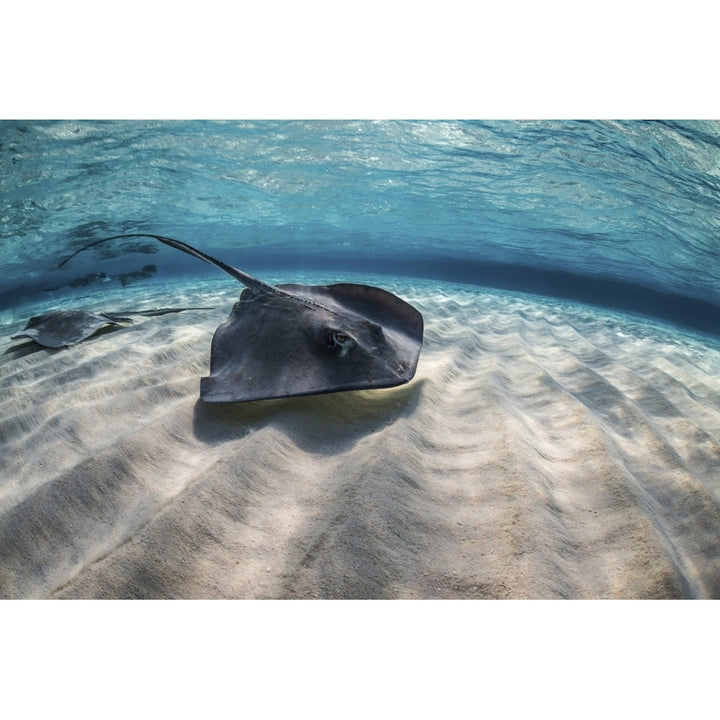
[{"xmin": 1, "ymin": 119, "xmax": 719, "ymax": 336}]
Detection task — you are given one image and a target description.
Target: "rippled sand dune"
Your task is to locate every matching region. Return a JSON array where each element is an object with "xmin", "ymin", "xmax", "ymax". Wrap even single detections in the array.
[{"xmin": 1, "ymin": 279, "xmax": 719, "ymax": 599}]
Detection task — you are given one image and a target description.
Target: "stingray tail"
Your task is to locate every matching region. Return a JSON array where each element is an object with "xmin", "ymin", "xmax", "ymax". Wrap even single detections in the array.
[{"xmin": 59, "ymin": 234, "xmax": 281, "ymax": 296}]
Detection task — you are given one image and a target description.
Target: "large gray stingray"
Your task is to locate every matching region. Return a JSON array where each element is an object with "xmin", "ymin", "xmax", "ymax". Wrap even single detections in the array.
[
  {"xmin": 11, "ymin": 307, "xmax": 211, "ymax": 348},
  {"xmin": 59, "ymin": 234, "xmax": 424, "ymax": 403}
]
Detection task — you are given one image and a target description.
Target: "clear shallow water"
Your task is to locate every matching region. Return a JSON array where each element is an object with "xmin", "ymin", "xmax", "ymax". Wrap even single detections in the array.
[
  {"xmin": 1, "ymin": 120, "xmax": 719, "ymax": 335},
  {"xmin": 3, "ymin": 119, "xmax": 720, "ymax": 599}
]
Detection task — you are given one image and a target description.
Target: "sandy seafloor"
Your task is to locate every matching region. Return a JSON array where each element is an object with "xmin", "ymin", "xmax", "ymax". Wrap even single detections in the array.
[{"xmin": 1, "ymin": 274, "xmax": 720, "ymax": 600}]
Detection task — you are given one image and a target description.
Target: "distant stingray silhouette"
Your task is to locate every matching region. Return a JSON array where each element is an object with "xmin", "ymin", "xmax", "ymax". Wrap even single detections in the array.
[{"xmin": 53, "ymin": 234, "xmax": 424, "ymax": 403}]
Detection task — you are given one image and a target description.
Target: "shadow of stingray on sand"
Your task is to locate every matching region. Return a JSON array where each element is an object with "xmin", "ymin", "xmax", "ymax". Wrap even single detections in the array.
[
  {"xmin": 3, "ymin": 340, "xmax": 60, "ymax": 359},
  {"xmin": 192, "ymin": 379, "xmax": 426, "ymax": 455}
]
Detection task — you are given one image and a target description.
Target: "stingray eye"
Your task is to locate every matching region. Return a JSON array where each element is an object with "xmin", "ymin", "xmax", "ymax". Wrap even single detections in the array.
[
  {"xmin": 328, "ymin": 329, "xmax": 354, "ymax": 354},
  {"xmin": 329, "ymin": 330, "xmax": 349, "ymax": 346}
]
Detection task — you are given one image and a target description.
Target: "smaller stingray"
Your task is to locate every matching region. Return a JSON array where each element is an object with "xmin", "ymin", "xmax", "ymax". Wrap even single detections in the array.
[
  {"xmin": 60, "ymin": 234, "xmax": 424, "ymax": 402},
  {"xmin": 12, "ymin": 307, "xmax": 211, "ymax": 348}
]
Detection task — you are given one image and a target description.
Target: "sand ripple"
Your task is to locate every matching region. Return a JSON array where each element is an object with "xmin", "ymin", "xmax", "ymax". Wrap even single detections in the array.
[{"xmin": 1, "ymin": 281, "xmax": 719, "ymax": 598}]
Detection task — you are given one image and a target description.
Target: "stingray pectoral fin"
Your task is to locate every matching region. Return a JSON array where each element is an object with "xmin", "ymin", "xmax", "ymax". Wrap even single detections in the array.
[{"xmin": 280, "ymin": 282, "xmax": 423, "ymax": 341}]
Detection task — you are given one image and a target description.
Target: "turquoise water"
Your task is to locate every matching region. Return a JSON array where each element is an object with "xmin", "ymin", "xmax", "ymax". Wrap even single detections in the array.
[
  {"xmin": 3, "ymin": 119, "xmax": 720, "ymax": 603},
  {"xmin": 2, "ymin": 119, "xmax": 719, "ymax": 335}
]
